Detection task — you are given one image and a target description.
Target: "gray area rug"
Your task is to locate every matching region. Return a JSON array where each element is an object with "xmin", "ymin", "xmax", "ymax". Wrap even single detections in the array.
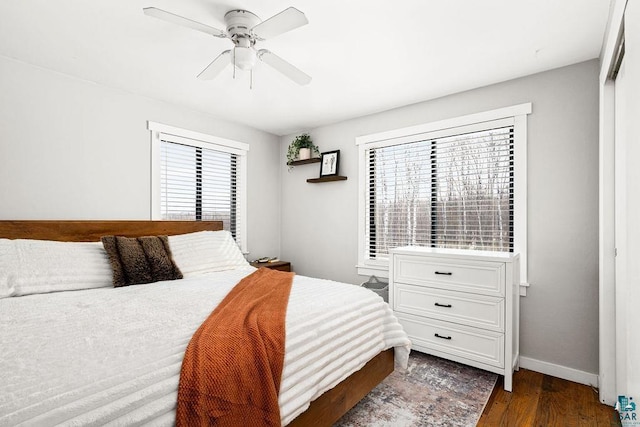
[{"xmin": 335, "ymin": 351, "xmax": 498, "ymax": 427}]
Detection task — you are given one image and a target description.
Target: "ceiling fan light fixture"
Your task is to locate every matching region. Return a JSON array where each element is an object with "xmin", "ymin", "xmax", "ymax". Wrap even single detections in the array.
[{"xmin": 231, "ymin": 47, "xmax": 257, "ymax": 70}]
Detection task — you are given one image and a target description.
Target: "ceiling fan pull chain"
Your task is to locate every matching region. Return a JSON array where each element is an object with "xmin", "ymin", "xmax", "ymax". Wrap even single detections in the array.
[{"xmin": 250, "ymin": 69, "xmax": 253, "ymax": 90}]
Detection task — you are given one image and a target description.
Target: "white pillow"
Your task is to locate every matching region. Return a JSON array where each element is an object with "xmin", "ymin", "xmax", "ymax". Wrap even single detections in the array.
[
  {"xmin": 168, "ymin": 230, "xmax": 248, "ymax": 277},
  {"xmin": 0, "ymin": 238, "xmax": 113, "ymax": 298}
]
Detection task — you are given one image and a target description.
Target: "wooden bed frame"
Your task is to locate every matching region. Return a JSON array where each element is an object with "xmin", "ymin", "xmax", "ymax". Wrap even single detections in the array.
[{"xmin": 0, "ymin": 220, "xmax": 394, "ymax": 426}]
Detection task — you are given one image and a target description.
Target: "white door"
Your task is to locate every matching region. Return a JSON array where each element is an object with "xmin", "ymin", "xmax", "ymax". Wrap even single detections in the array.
[
  {"xmin": 614, "ymin": 0, "xmax": 640, "ymax": 401},
  {"xmin": 621, "ymin": 0, "xmax": 640, "ymax": 399},
  {"xmin": 614, "ymin": 56, "xmax": 627, "ymax": 396}
]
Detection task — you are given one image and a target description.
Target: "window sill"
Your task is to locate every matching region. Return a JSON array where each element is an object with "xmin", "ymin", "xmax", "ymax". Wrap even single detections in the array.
[{"xmin": 356, "ymin": 263, "xmax": 389, "ymax": 279}]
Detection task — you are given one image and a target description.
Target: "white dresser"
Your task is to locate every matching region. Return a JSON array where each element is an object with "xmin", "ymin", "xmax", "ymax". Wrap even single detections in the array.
[{"xmin": 389, "ymin": 246, "xmax": 520, "ymax": 391}]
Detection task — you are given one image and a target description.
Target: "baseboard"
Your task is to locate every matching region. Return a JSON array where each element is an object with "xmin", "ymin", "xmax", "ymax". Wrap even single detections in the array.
[{"xmin": 519, "ymin": 356, "xmax": 598, "ymax": 387}]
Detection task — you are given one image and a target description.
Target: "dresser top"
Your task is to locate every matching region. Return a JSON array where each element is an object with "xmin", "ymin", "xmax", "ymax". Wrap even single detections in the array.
[{"xmin": 390, "ymin": 246, "xmax": 519, "ymax": 263}]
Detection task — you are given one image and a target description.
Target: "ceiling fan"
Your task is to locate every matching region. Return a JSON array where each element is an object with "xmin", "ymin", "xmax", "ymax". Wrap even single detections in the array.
[{"xmin": 143, "ymin": 6, "xmax": 311, "ymax": 86}]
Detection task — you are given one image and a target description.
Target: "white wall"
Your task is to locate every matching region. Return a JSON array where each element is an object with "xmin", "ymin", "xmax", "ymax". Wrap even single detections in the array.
[
  {"xmin": 280, "ymin": 60, "xmax": 600, "ymax": 377},
  {"xmin": 0, "ymin": 55, "xmax": 281, "ymax": 258}
]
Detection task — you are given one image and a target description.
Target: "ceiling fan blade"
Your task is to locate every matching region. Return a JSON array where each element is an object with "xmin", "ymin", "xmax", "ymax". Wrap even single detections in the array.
[
  {"xmin": 197, "ymin": 50, "xmax": 231, "ymax": 80},
  {"xmin": 258, "ymin": 50, "xmax": 311, "ymax": 86},
  {"xmin": 143, "ymin": 7, "xmax": 227, "ymax": 38},
  {"xmin": 251, "ymin": 7, "xmax": 308, "ymax": 40}
]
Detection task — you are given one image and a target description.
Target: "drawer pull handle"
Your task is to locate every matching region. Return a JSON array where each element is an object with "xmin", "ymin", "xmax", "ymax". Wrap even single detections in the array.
[
  {"xmin": 435, "ymin": 271, "xmax": 452, "ymax": 276},
  {"xmin": 434, "ymin": 302, "xmax": 452, "ymax": 308},
  {"xmin": 435, "ymin": 333, "xmax": 452, "ymax": 340}
]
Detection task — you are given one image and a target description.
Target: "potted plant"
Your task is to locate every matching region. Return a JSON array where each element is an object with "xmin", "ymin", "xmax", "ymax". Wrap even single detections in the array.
[{"xmin": 287, "ymin": 133, "xmax": 320, "ymax": 165}]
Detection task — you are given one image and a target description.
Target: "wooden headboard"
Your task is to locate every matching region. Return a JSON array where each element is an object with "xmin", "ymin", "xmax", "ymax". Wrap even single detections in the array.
[{"xmin": 0, "ymin": 220, "xmax": 224, "ymax": 242}]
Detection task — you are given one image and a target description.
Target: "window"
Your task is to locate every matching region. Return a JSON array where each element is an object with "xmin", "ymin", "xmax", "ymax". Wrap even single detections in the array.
[
  {"xmin": 148, "ymin": 121, "xmax": 249, "ymax": 252},
  {"xmin": 356, "ymin": 104, "xmax": 531, "ymax": 281},
  {"xmin": 367, "ymin": 125, "xmax": 514, "ymax": 257}
]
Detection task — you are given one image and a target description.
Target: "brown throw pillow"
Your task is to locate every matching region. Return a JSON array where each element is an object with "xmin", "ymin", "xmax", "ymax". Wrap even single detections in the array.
[{"xmin": 101, "ymin": 235, "xmax": 183, "ymax": 287}]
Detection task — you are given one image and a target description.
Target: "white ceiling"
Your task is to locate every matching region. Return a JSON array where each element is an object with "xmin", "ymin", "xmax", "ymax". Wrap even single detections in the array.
[{"xmin": 0, "ymin": 0, "xmax": 611, "ymax": 136}]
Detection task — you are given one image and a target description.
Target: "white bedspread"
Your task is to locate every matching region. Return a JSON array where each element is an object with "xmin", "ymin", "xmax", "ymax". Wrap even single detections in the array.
[{"xmin": 0, "ymin": 267, "xmax": 410, "ymax": 426}]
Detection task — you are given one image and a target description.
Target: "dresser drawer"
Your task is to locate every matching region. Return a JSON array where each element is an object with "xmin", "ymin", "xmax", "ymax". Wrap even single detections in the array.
[
  {"xmin": 393, "ymin": 254, "xmax": 505, "ymax": 296},
  {"xmin": 396, "ymin": 313, "xmax": 504, "ymax": 368},
  {"xmin": 394, "ymin": 284, "xmax": 504, "ymax": 332}
]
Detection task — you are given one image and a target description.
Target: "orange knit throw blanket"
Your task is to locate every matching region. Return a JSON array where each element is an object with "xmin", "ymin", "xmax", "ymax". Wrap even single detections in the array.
[{"xmin": 176, "ymin": 268, "xmax": 294, "ymax": 426}]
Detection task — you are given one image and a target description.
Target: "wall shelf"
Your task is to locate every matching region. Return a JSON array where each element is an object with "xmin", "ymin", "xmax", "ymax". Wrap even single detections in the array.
[
  {"xmin": 287, "ymin": 158, "xmax": 321, "ymax": 166},
  {"xmin": 287, "ymin": 157, "xmax": 347, "ymax": 183},
  {"xmin": 307, "ymin": 176, "xmax": 348, "ymax": 183}
]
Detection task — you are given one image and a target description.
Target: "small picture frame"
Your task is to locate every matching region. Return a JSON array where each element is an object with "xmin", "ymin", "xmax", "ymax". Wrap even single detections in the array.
[{"xmin": 319, "ymin": 150, "xmax": 340, "ymax": 177}]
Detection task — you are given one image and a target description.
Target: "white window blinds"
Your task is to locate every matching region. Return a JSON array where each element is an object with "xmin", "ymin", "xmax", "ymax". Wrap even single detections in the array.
[
  {"xmin": 365, "ymin": 125, "xmax": 514, "ymax": 259},
  {"xmin": 148, "ymin": 121, "xmax": 249, "ymax": 252},
  {"xmin": 159, "ymin": 140, "xmax": 241, "ymax": 242}
]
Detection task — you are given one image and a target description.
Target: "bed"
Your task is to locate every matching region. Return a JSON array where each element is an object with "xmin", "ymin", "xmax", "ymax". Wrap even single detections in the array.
[{"xmin": 0, "ymin": 220, "xmax": 411, "ymax": 426}]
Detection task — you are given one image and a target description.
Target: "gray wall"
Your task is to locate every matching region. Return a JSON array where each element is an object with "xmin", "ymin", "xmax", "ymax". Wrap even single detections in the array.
[
  {"xmin": 280, "ymin": 60, "xmax": 600, "ymax": 375},
  {"xmin": 0, "ymin": 51, "xmax": 601, "ymax": 375},
  {"xmin": 0, "ymin": 55, "xmax": 281, "ymax": 258}
]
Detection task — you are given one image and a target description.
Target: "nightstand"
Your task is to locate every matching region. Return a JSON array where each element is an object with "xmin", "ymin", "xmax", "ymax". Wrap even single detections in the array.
[{"xmin": 250, "ymin": 260, "xmax": 292, "ymax": 272}]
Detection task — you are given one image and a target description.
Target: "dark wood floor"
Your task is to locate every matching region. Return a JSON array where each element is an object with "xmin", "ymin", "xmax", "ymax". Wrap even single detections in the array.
[{"xmin": 478, "ymin": 369, "xmax": 620, "ymax": 426}]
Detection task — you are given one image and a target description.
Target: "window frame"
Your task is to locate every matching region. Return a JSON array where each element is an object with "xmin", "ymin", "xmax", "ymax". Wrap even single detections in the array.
[
  {"xmin": 148, "ymin": 121, "xmax": 250, "ymax": 253},
  {"xmin": 355, "ymin": 104, "xmax": 531, "ymax": 287}
]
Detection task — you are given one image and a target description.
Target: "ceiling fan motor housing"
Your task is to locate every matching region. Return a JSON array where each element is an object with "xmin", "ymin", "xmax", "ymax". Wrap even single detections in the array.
[{"xmin": 224, "ymin": 10, "xmax": 260, "ymax": 39}]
